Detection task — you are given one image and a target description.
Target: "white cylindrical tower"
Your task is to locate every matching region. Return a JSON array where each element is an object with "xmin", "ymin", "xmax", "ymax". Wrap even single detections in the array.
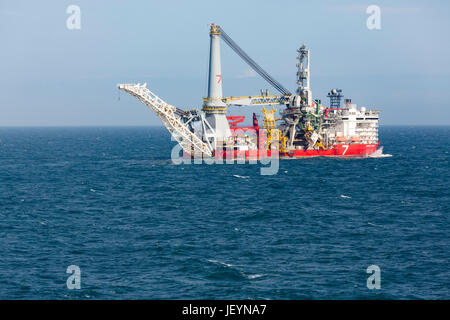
[
  {"xmin": 203, "ymin": 24, "xmax": 231, "ymax": 142},
  {"xmin": 206, "ymin": 25, "xmax": 225, "ymax": 105}
]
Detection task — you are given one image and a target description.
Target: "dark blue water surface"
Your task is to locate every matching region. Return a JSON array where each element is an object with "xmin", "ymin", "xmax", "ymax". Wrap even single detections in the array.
[{"xmin": 0, "ymin": 126, "xmax": 448, "ymax": 299}]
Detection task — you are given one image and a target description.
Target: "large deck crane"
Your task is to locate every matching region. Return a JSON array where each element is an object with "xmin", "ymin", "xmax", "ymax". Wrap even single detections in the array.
[{"xmin": 208, "ymin": 25, "xmax": 292, "ymax": 108}]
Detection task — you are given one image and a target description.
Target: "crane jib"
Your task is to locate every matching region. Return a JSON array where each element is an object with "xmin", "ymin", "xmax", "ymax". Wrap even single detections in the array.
[{"xmin": 218, "ymin": 27, "xmax": 292, "ymax": 96}]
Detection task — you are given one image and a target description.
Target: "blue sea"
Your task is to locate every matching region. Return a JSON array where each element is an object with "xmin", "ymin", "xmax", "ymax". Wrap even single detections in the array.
[{"xmin": 0, "ymin": 126, "xmax": 448, "ymax": 299}]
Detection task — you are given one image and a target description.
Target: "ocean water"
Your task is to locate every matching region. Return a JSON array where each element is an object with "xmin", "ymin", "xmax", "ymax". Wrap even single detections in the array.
[{"xmin": 0, "ymin": 126, "xmax": 448, "ymax": 299}]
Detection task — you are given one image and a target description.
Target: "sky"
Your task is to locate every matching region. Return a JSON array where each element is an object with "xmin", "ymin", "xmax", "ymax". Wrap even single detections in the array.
[{"xmin": 0, "ymin": 0, "xmax": 449, "ymax": 126}]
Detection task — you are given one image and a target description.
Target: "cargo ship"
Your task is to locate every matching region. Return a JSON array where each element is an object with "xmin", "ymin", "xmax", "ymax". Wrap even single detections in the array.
[{"xmin": 119, "ymin": 23, "xmax": 383, "ymax": 160}]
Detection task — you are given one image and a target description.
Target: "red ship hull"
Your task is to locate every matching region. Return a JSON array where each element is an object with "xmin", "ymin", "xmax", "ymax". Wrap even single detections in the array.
[
  {"xmin": 280, "ymin": 143, "xmax": 380, "ymax": 158},
  {"xmin": 212, "ymin": 143, "xmax": 380, "ymax": 160}
]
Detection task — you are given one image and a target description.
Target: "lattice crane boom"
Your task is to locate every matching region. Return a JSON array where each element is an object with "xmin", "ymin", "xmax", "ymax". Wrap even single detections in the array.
[{"xmin": 118, "ymin": 83, "xmax": 212, "ymax": 157}]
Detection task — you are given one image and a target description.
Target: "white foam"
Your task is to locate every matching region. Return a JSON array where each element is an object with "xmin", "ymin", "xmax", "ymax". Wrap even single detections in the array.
[
  {"xmin": 369, "ymin": 153, "xmax": 392, "ymax": 158},
  {"xmin": 368, "ymin": 147, "xmax": 393, "ymax": 158},
  {"xmin": 208, "ymin": 259, "xmax": 233, "ymax": 268},
  {"xmin": 247, "ymin": 274, "xmax": 264, "ymax": 279},
  {"xmin": 233, "ymin": 175, "xmax": 249, "ymax": 179}
]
